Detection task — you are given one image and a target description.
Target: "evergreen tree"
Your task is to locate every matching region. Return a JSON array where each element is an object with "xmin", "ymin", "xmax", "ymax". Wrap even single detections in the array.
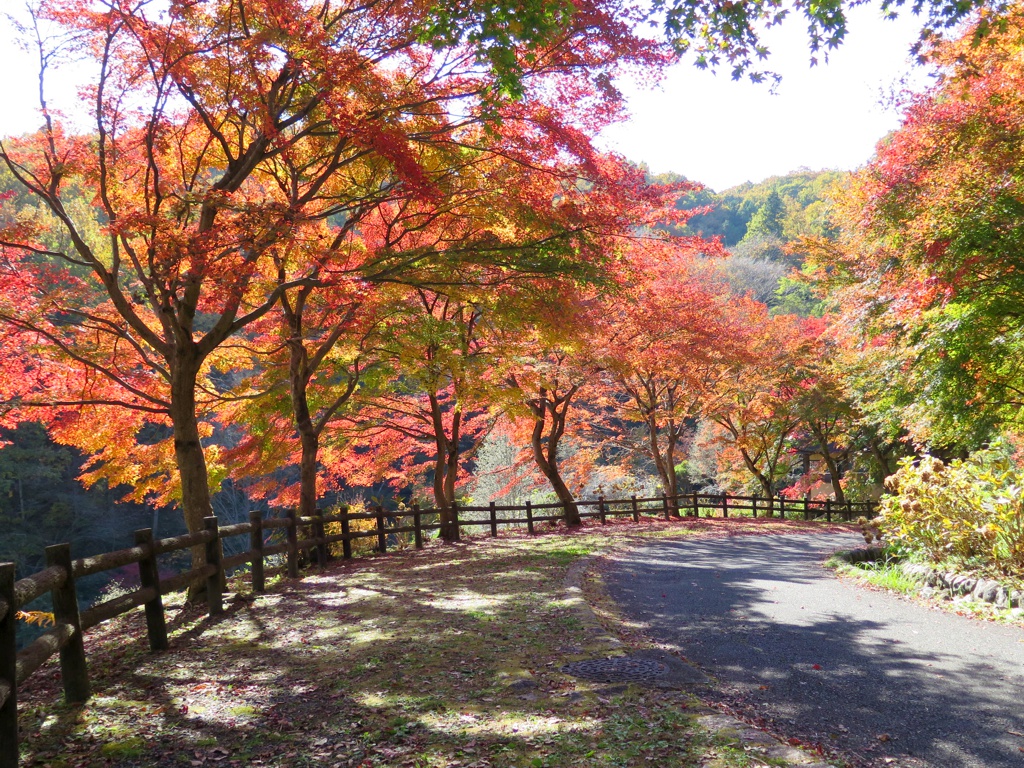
[{"xmin": 743, "ymin": 189, "xmax": 786, "ymax": 242}]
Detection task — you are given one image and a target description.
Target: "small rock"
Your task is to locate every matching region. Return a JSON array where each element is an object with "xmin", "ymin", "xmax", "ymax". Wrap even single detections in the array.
[
  {"xmin": 763, "ymin": 744, "xmax": 813, "ymax": 762},
  {"xmin": 738, "ymin": 729, "xmax": 775, "ymax": 746},
  {"xmin": 981, "ymin": 582, "xmax": 999, "ymax": 603}
]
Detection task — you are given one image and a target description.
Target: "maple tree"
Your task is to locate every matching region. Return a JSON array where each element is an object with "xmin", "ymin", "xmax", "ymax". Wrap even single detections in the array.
[
  {"xmin": 704, "ymin": 310, "xmax": 813, "ymax": 509},
  {"xmin": 334, "ymin": 285, "xmax": 496, "ymax": 540},
  {"xmin": 806, "ymin": 10, "xmax": 1024, "ymax": 450},
  {"xmin": 594, "ymin": 244, "xmax": 748, "ymax": 506},
  {"xmin": 790, "ymin": 328, "xmax": 858, "ymax": 502},
  {"xmin": 512, "ymin": 349, "xmax": 594, "ymax": 527},
  {"xmin": 0, "ymin": 0, "xmax": 672, "ymax": 573},
  {"xmin": 652, "ymin": 0, "xmax": 1006, "ymax": 82},
  {"xmin": 493, "ymin": 283, "xmax": 612, "ymax": 526}
]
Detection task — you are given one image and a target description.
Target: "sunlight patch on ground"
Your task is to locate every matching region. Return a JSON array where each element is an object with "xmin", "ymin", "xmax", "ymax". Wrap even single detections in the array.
[
  {"xmin": 423, "ymin": 589, "xmax": 513, "ymax": 615},
  {"xmin": 492, "ymin": 568, "xmax": 547, "ymax": 581}
]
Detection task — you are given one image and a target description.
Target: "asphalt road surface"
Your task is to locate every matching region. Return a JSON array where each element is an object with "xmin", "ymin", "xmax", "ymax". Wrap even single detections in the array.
[{"xmin": 604, "ymin": 532, "xmax": 1024, "ymax": 767}]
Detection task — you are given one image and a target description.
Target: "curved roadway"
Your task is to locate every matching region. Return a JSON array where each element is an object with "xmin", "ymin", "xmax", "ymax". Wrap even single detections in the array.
[{"xmin": 604, "ymin": 532, "xmax": 1024, "ymax": 767}]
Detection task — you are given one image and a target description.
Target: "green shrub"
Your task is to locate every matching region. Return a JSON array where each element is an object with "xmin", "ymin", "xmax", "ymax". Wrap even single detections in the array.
[{"xmin": 880, "ymin": 445, "xmax": 1024, "ymax": 577}]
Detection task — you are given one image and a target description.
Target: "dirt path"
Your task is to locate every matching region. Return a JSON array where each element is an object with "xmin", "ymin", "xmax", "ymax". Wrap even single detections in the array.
[{"xmin": 603, "ymin": 532, "xmax": 1024, "ymax": 767}]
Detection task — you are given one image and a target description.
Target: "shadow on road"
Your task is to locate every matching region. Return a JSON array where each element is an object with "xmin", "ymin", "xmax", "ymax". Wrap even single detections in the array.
[{"xmin": 606, "ymin": 533, "xmax": 1024, "ymax": 768}]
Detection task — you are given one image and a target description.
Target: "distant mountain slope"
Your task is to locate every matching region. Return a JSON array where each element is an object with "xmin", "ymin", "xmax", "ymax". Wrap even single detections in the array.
[{"xmin": 650, "ymin": 168, "xmax": 847, "ymax": 247}]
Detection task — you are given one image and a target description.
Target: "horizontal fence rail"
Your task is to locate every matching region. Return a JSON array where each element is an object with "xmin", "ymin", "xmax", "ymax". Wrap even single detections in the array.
[{"xmin": 0, "ymin": 491, "xmax": 877, "ymax": 766}]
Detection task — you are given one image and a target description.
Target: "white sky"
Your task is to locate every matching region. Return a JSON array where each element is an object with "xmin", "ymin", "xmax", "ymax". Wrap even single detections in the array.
[
  {"xmin": 599, "ymin": 6, "xmax": 935, "ymax": 190},
  {"xmin": 0, "ymin": 5, "xmax": 933, "ymax": 193}
]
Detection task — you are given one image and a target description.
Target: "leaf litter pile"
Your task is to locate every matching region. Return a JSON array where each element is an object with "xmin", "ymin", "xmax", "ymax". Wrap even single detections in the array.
[{"xmin": 16, "ymin": 517, "xmax": 851, "ymax": 767}]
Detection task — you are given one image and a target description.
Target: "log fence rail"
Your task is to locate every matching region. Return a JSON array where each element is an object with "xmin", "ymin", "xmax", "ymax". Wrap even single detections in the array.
[{"xmin": 0, "ymin": 491, "xmax": 877, "ymax": 767}]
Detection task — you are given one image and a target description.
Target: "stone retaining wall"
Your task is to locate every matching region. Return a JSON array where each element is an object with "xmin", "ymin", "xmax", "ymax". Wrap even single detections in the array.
[{"xmin": 833, "ymin": 547, "xmax": 1022, "ymax": 609}]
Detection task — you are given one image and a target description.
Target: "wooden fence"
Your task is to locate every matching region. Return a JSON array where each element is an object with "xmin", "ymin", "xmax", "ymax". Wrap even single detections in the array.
[{"xmin": 0, "ymin": 491, "xmax": 877, "ymax": 767}]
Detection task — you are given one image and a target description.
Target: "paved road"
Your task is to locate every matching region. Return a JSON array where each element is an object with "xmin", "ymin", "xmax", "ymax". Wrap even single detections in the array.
[{"xmin": 604, "ymin": 533, "xmax": 1024, "ymax": 767}]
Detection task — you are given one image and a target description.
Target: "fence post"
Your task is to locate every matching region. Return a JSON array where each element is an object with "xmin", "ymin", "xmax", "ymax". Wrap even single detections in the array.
[
  {"xmin": 722, "ymin": 494, "xmax": 728, "ymax": 518},
  {"xmin": 340, "ymin": 506, "xmax": 353, "ymax": 560},
  {"xmin": 662, "ymin": 494, "xmax": 670, "ymax": 520},
  {"xmin": 526, "ymin": 500, "xmax": 534, "ymax": 534},
  {"xmin": 845, "ymin": 500, "xmax": 853, "ymax": 522},
  {"xmin": 752, "ymin": 495, "xmax": 759, "ymax": 518},
  {"xmin": 692, "ymin": 492, "xmax": 699, "ymax": 518},
  {"xmin": 249, "ymin": 511, "xmax": 265, "ymax": 593},
  {"xmin": 134, "ymin": 529, "xmax": 168, "ymax": 652},
  {"xmin": 598, "ymin": 495, "xmax": 607, "ymax": 525},
  {"xmin": 778, "ymin": 495, "xmax": 786, "ymax": 520},
  {"xmin": 203, "ymin": 517, "xmax": 223, "ymax": 616},
  {"xmin": 286, "ymin": 508, "xmax": 299, "ymax": 577},
  {"xmin": 826, "ymin": 498, "xmax": 833, "ymax": 522},
  {"xmin": 313, "ymin": 511, "xmax": 328, "ymax": 567},
  {"xmin": 451, "ymin": 502, "xmax": 461, "ymax": 542},
  {"xmin": 413, "ymin": 504, "xmax": 423, "ymax": 549},
  {"xmin": 631, "ymin": 495, "xmax": 640, "ymax": 523},
  {"xmin": 1, "ymin": 562, "xmax": 18, "ymax": 767},
  {"xmin": 804, "ymin": 496, "xmax": 811, "ymax": 521},
  {"xmin": 489, "ymin": 502, "xmax": 498, "ymax": 537},
  {"xmin": 44, "ymin": 544, "xmax": 90, "ymax": 702},
  {"xmin": 375, "ymin": 505, "xmax": 387, "ymax": 553}
]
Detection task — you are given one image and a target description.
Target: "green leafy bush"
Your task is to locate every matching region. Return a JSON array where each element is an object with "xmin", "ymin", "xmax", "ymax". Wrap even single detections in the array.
[{"xmin": 880, "ymin": 446, "xmax": 1024, "ymax": 577}]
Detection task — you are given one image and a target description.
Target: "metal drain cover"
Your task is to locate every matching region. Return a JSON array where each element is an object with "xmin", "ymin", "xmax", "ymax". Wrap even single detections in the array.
[{"xmin": 560, "ymin": 656, "xmax": 668, "ymax": 683}]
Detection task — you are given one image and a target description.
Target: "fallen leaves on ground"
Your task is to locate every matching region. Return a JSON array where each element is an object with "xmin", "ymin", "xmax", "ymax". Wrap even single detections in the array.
[{"xmin": 16, "ymin": 516, "xmax": 854, "ymax": 767}]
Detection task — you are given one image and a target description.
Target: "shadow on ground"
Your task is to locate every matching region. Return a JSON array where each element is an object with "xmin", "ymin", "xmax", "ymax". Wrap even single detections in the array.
[
  {"xmin": 18, "ymin": 523, "xmax": 723, "ymax": 768},
  {"xmin": 605, "ymin": 533, "xmax": 1024, "ymax": 768}
]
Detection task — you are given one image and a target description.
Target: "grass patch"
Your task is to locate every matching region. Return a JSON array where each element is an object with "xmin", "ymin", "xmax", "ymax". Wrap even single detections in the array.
[
  {"xmin": 834, "ymin": 560, "xmax": 921, "ymax": 595},
  {"xmin": 827, "ymin": 551, "xmax": 922, "ymax": 597},
  {"xmin": 99, "ymin": 737, "xmax": 146, "ymax": 759}
]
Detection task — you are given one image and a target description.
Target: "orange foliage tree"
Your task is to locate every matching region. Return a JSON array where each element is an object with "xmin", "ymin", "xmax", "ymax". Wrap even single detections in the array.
[
  {"xmin": 0, "ymin": 0, "xmax": 672, "ymax": 571},
  {"xmin": 594, "ymin": 243, "xmax": 752, "ymax": 508},
  {"xmin": 704, "ymin": 311, "xmax": 816, "ymax": 511}
]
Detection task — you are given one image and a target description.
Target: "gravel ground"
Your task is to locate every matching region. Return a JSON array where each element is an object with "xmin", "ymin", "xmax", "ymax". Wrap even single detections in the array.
[{"xmin": 604, "ymin": 532, "xmax": 1024, "ymax": 768}]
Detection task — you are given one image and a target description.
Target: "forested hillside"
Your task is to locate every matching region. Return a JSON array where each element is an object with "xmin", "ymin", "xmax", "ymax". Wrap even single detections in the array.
[
  {"xmin": 647, "ymin": 168, "xmax": 845, "ymax": 315},
  {"xmin": 653, "ymin": 168, "xmax": 844, "ymax": 247}
]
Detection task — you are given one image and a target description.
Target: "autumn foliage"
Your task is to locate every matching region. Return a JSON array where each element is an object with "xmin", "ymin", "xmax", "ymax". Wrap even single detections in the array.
[{"xmin": 10, "ymin": 0, "xmax": 993, "ymax": 571}]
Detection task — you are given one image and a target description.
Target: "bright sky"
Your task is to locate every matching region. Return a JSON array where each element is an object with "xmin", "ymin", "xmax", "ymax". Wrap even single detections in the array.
[
  {"xmin": 600, "ymin": 6, "xmax": 935, "ymax": 190},
  {"xmin": 0, "ymin": 5, "xmax": 933, "ymax": 193}
]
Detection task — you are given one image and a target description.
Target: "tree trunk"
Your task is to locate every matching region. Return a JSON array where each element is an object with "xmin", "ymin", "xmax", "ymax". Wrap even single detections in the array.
[
  {"xmin": 759, "ymin": 476, "xmax": 775, "ymax": 515},
  {"xmin": 868, "ymin": 437, "xmax": 893, "ymax": 481},
  {"xmin": 289, "ymin": 349, "xmax": 320, "ymax": 521},
  {"xmin": 169, "ymin": 357, "xmax": 214, "ymax": 600},
  {"xmin": 428, "ymin": 393, "xmax": 460, "ymax": 542},
  {"xmin": 821, "ymin": 447, "xmax": 845, "ymax": 504},
  {"xmin": 547, "ymin": 468, "xmax": 581, "ymax": 525},
  {"xmin": 810, "ymin": 424, "xmax": 845, "ymax": 504},
  {"xmin": 432, "ymin": 451, "xmax": 456, "ymax": 540},
  {"xmin": 298, "ymin": 430, "xmax": 319, "ymax": 518},
  {"xmin": 739, "ymin": 448, "xmax": 774, "ymax": 516},
  {"xmin": 648, "ymin": 415, "xmax": 680, "ymax": 514},
  {"xmin": 530, "ymin": 406, "xmax": 581, "ymax": 527},
  {"xmin": 648, "ymin": 416, "xmax": 672, "ymax": 502},
  {"xmin": 665, "ymin": 434, "xmax": 679, "ymax": 513}
]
